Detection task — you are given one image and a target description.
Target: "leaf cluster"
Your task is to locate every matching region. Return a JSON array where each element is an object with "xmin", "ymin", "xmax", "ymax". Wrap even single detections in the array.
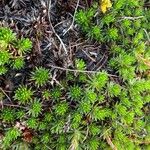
[{"xmin": 0, "ymin": 27, "xmax": 32, "ymax": 75}]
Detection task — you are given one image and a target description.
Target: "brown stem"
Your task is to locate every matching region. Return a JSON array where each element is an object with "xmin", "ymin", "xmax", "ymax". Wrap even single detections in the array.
[{"xmin": 105, "ymin": 135, "xmax": 118, "ymax": 150}]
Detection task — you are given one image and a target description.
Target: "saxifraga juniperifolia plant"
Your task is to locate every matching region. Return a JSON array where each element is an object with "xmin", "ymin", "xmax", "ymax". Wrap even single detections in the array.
[
  {"xmin": 74, "ymin": 0, "xmax": 150, "ymax": 149},
  {"xmin": 1, "ymin": 1, "xmax": 150, "ymax": 150},
  {"xmin": 0, "ymin": 27, "xmax": 32, "ymax": 75},
  {"xmin": 31, "ymin": 67, "xmax": 50, "ymax": 87}
]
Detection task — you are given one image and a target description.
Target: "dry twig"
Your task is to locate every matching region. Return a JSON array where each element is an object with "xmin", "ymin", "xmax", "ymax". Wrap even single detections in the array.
[
  {"xmin": 118, "ymin": 16, "xmax": 144, "ymax": 22},
  {"xmin": 63, "ymin": 0, "xmax": 80, "ymax": 35},
  {"xmin": 47, "ymin": 64, "xmax": 118, "ymax": 77},
  {"xmin": 0, "ymin": 88, "xmax": 11, "ymax": 102},
  {"xmin": 47, "ymin": 0, "xmax": 68, "ymax": 55},
  {"xmin": 105, "ymin": 135, "xmax": 118, "ymax": 150}
]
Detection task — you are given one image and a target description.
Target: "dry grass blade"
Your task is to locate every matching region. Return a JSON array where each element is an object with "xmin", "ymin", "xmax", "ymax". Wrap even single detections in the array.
[{"xmin": 105, "ymin": 135, "xmax": 118, "ymax": 150}]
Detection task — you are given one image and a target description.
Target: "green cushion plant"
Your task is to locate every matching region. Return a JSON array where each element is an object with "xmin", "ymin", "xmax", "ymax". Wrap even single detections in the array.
[
  {"xmin": 0, "ymin": 1, "xmax": 150, "ymax": 150},
  {"xmin": 31, "ymin": 67, "xmax": 50, "ymax": 87},
  {"xmin": 0, "ymin": 27, "xmax": 32, "ymax": 75},
  {"xmin": 14, "ymin": 85, "xmax": 34, "ymax": 104}
]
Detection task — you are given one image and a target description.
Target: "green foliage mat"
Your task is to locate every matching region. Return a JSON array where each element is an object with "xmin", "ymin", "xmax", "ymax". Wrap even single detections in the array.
[{"xmin": 0, "ymin": 0, "xmax": 150, "ymax": 150}]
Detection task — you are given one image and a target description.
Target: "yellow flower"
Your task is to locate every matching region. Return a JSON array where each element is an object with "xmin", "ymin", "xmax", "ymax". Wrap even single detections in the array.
[{"xmin": 100, "ymin": 0, "xmax": 112, "ymax": 13}]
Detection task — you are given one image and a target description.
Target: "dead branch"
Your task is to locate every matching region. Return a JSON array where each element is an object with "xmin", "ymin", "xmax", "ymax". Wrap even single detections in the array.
[
  {"xmin": 47, "ymin": 64, "xmax": 119, "ymax": 77},
  {"xmin": 105, "ymin": 135, "xmax": 118, "ymax": 150},
  {"xmin": 47, "ymin": 0, "xmax": 68, "ymax": 55},
  {"xmin": 63, "ymin": 0, "xmax": 80, "ymax": 35}
]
